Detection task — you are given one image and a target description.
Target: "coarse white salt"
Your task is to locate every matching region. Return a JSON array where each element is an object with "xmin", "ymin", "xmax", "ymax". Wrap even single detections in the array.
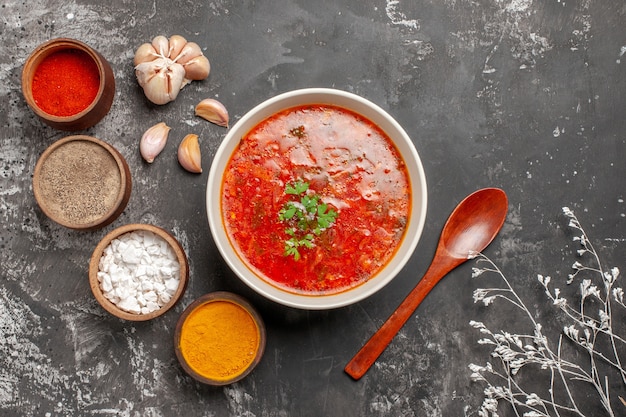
[{"xmin": 97, "ymin": 230, "xmax": 180, "ymax": 315}]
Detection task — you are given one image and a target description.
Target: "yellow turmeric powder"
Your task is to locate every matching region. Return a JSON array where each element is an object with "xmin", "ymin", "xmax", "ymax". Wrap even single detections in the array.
[{"xmin": 178, "ymin": 299, "xmax": 260, "ymax": 382}]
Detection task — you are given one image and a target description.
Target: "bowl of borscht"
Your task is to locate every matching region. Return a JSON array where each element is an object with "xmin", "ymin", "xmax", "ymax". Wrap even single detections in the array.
[{"xmin": 207, "ymin": 88, "xmax": 427, "ymax": 309}]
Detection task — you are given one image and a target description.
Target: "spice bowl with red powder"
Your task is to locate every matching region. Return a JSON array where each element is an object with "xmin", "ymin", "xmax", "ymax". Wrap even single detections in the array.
[
  {"xmin": 88, "ymin": 224, "xmax": 190, "ymax": 321},
  {"xmin": 174, "ymin": 292, "xmax": 266, "ymax": 385},
  {"xmin": 21, "ymin": 38, "xmax": 115, "ymax": 131},
  {"xmin": 206, "ymin": 88, "xmax": 428, "ymax": 310}
]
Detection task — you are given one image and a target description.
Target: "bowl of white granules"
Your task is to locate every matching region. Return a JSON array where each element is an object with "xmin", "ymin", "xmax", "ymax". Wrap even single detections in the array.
[{"xmin": 89, "ymin": 223, "xmax": 189, "ymax": 321}]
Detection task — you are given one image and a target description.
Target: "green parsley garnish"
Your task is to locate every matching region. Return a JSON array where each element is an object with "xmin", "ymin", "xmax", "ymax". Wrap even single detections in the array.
[{"xmin": 278, "ymin": 181, "xmax": 337, "ymax": 260}]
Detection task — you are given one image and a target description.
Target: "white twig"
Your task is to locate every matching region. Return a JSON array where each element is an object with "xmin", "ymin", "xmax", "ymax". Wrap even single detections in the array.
[{"xmin": 468, "ymin": 207, "xmax": 625, "ymax": 416}]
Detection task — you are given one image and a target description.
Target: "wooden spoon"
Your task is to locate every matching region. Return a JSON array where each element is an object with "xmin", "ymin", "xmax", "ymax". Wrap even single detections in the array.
[{"xmin": 344, "ymin": 188, "xmax": 508, "ymax": 380}]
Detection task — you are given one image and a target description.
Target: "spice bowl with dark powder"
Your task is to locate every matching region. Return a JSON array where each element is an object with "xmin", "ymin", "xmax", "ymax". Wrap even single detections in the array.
[
  {"xmin": 174, "ymin": 292, "xmax": 266, "ymax": 385},
  {"xmin": 21, "ymin": 38, "xmax": 115, "ymax": 131},
  {"xmin": 33, "ymin": 135, "xmax": 131, "ymax": 230},
  {"xmin": 89, "ymin": 223, "xmax": 189, "ymax": 321}
]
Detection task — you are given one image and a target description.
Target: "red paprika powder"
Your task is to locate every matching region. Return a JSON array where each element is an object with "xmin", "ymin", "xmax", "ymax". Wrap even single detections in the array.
[{"xmin": 31, "ymin": 49, "xmax": 100, "ymax": 117}]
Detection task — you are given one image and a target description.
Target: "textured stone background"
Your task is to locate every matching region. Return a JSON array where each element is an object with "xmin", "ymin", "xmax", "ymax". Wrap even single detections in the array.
[{"xmin": 1, "ymin": 1, "xmax": 624, "ymax": 416}]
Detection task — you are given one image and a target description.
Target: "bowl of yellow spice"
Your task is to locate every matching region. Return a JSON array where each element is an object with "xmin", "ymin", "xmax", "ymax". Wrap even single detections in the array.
[{"xmin": 174, "ymin": 292, "xmax": 266, "ymax": 385}]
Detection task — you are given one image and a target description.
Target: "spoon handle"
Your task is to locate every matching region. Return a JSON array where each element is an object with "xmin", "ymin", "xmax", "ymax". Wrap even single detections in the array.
[{"xmin": 344, "ymin": 256, "xmax": 458, "ymax": 380}]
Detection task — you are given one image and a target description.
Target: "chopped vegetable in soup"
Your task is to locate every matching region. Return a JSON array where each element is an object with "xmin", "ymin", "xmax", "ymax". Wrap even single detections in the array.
[{"xmin": 222, "ymin": 104, "xmax": 410, "ymax": 295}]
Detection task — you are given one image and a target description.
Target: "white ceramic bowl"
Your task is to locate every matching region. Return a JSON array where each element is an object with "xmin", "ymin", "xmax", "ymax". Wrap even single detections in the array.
[{"xmin": 207, "ymin": 88, "xmax": 427, "ymax": 309}]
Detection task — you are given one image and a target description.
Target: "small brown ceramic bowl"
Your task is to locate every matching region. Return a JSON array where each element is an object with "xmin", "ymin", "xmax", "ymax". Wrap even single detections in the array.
[
  {"xmin": 89, "ymin": 223, "xmax": 189, "ymax": 321},
  {"xmin": 33, "ymin": 135, "xmax": 131, "ymax": 230},
  {"xmin": 174, "ymin": 292, "xmax": 266, "ymax": 385},
  {"xmin": 22, "ymin": 38, "xmax": 115, "ymax": 131}
]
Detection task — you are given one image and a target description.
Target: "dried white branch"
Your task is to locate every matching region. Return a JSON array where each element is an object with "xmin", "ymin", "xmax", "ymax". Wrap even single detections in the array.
[{"xmin": 468, "ymin": 207, "xmax": 625, "ymax": 417}]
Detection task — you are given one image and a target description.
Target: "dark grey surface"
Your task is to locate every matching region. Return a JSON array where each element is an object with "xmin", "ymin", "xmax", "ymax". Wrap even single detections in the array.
[{"xmin": 1, "ymin": 1, "xmax": 625, "ymax": 416}]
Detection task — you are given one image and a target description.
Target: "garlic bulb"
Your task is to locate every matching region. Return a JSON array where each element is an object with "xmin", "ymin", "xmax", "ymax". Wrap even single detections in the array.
[
  {"xmin": 140, "ymin": 122, "xmax": 171, "ymax": 163},
  {"xmin": 195, "ymin": 98, "xmax": 229, "ymax": 127},
  {"xmin": 178, "ymin": 134, "xmax": 202, "ymax": 173},
  {"xmin": 134, "ymin": 35, "xmax": 211, "ymax": 105}
]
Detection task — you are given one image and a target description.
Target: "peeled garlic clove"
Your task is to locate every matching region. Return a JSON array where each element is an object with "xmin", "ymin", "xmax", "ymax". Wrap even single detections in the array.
[
  {"xmin": 173, "ymin": 42, "xmax": 203, "ymax": 65},
  {"xmin": 135, "ymin": 58, "xmax": 185, "ymax": 105},
  {"xmin": 195, "ymin": 98, "xmax": 229, "ymax": 128},
  {"xmin": 152, "ymin": 35, "xmax": 169, "ymax": 56},
  {"xmin": 178, "ymin": 134, "xmax": 202, "ymax": 173},
  {"xmin": 134, "ymin": 43, "xmax": 158, "ymax": 66},
  {"xmin": 140, "ymin": 122, "xmax": 171, "ymax": 163},
  {"xmin": 168, "ymin": 35, "xmax": 187, "ymax": 59},
  {"xmin": 184, "ymin": 55, "xmax": 211, "ymax": 80}
]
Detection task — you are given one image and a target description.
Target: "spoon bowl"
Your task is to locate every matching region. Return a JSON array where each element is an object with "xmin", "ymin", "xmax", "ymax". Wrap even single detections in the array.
[
  {"xmin": 440, "ymin": 187, "xmax": 508, "ymax": 260},
  {"xmin": 345, "ymin": 188, "xmax": 508, "ymax": 380}
]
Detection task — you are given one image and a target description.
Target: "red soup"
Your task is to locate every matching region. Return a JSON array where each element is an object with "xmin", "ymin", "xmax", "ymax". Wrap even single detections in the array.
[{"xmin": 222, "ymin": 104, "xmax": 410, "ymax": 295}]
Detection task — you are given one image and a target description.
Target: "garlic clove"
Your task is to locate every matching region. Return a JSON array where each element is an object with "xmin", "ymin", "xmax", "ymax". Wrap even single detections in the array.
[
  {"xmin": 135, "ymin": 58, "xmax": 186, "ymax": 105},
  {"xmin": 152, "ymin": 35, "xmax": 170, "ymax": 57},
  {"xmin": 134, "ymin": 60, "xmax": 159, "ymax": 88},
  {"xmin": 195, "ymin": 98, "xmax": 229, "ymax": 128},
  {"xmin": 168, "ymin": 35, "xmax": 187, "ymax": 59},
  {"xmin": 173, "ymin": 42, "xmax": 203, "ymax": 65},
  {"xmin": 184, "ymin": 55, "xmax": 211, "ymax": 81},
  {"xmin": 140, "ymin": 122, "xmax": 171, "ymax": 163},
  {"xmin": 178, "ymin": 134, "xmax": 202, "ymax": 173},
  {"xmin": 134, "ymin": 43, "xmax": 158, "ymax": 66}
]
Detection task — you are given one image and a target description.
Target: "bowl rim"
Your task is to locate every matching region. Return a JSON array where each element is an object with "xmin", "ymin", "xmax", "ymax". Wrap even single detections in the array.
[
  {"xmin": 173, "ymin": 291, "xmax": 266, "ymax": 385},
  {"xmin": 32, "ymin": 135, "xmax": 131, "ymax": 230},
  {"xmin": 207, "ymin": 87, "xmax": 428, "ymax": 310},
  {"xmin": 88, "ymin": 223, "xmax": 189, "ymax": 321}
]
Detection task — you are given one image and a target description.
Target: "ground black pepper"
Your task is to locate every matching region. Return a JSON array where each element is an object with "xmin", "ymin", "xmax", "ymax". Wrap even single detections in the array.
[{"xmin": 36, "ymin": 140, "xmax": 121, "ymax": 225}]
